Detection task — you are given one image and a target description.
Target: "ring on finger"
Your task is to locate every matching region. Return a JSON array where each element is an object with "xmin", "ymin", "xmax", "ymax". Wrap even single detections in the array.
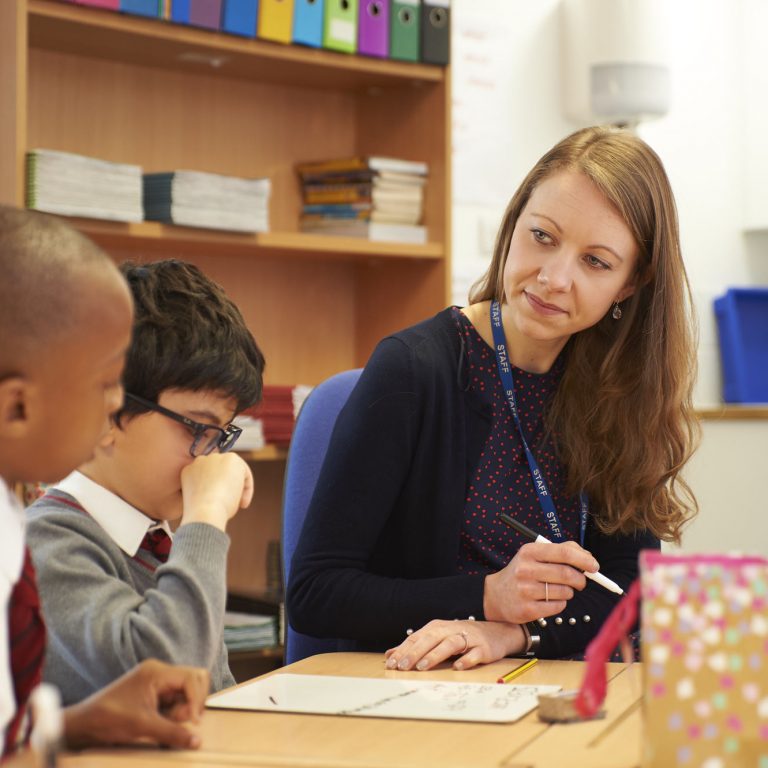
[
  {"xmin": 545, "ymin": 581, "xmax": 549, "ymax": 602},
  {"xmin": 457, "ymin": 630, "xmax": 469, "ymax": 654}
]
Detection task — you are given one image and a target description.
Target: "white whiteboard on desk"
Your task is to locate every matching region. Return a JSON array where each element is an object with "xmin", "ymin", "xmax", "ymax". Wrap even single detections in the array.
[{"xmin": 207, "ymin": 674, "xmax": 560, "ymax": 724}]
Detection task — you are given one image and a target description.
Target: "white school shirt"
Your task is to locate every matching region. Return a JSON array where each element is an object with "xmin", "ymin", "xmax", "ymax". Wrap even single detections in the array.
[
  {"xmin": 0, "ymin": 476, "xmax": 26, "ymax": 745},
  {"xmin": 53, "ymin": 471, "xmax": 172, "ymax": 557}
]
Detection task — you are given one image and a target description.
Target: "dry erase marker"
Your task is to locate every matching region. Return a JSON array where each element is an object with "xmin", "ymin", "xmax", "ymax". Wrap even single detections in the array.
[
  {"xmin": 497, "ymin": 657, "xmax": 538, "ymax": 684},
  {"xmin": 499, "ymin": 513, "xmax": 624, "ymax": 596}
]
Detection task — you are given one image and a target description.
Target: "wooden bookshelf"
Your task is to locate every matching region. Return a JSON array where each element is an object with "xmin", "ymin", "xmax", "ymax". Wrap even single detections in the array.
[{"xmin": 1, "ymin": 1, "xmax": 451, "ymax": 641}]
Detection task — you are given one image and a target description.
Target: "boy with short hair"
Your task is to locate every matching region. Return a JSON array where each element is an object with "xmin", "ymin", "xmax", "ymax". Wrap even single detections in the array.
[
  {"xmin": 26, "ymin": 259, "xmax": 264, "ymax": 704},
  {"xmin": 0, "ymin": 205, "xmax": 209, "ymax": 758}
]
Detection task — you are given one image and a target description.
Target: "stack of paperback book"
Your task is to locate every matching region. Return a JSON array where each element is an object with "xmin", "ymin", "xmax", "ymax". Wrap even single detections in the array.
[
  {"xmin": 143, "ymin": 170, "xmax": 271, "ymax": 233},
  {"xmin": 223, "ymin": 612, "xmax": 278, "ymax": 652},
  {"xmin": 26, "ymin": 148, "xmax": 143, "ymax": 222},
  {"xmin": 296, "ymin": 156, "xmax": 428, "ymax": 243}
]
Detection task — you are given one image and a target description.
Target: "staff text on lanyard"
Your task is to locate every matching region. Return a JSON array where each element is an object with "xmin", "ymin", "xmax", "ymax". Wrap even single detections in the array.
[{"xmin": 489, "ymin": 300, "xmax": 587, "ymax": 546}]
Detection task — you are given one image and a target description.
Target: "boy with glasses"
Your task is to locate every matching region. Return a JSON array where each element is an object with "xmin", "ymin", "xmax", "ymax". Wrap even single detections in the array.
[
  {"xmin": 26, "ymin": 259, "xmax": 264, "ymax": 705},
  {"xmin": 1, "ymin": 207, "xmax": 212, "ymax": 759}
]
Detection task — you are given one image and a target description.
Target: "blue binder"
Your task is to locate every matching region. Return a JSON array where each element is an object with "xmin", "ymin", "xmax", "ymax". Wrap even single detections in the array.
[
  {"xmin": 120, "ymin": 0, "xmax": 160, "ymax": 16},
  {"xmin": 170, "ymin": 0, "xmax": 191, "ymax": 22},
  {"xmin": 293, "ymin": 0, "xmax": 324, "ymax": 47},
  {"xmin": 223, "ymin": 0, "xmax": 259, "ymax": 37}
]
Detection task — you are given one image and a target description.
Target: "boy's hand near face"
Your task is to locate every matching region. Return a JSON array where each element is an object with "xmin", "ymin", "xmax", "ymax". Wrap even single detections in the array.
[{"xmin": 179, "ymin": 453, "xmax": 254, "ymax": 531}]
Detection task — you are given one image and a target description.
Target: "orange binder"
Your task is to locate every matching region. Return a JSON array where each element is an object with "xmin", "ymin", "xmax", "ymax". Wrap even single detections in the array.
[{"xmin": 258, "ymin": 0, "xmax": 295, "ymax": 43}]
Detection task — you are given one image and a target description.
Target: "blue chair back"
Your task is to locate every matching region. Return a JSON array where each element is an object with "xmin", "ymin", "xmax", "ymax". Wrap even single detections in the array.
[{"xmin": 281, "ymin": 369, "xmax": 362, "ymax": 664}]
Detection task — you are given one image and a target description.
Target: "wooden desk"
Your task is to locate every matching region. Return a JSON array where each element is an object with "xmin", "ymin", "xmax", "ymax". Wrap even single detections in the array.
[{"xmin": 60, "ymin": 653, "xmax": 643, "ymax": 768}]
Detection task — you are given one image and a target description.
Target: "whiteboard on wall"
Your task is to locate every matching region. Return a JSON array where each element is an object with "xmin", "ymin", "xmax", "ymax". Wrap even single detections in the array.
[
  {"xmin": 452, "ymin": 10, "xmax": 518, "ymax": 206},
  {"xmin": 450, "ymin": 0, "xmax": 577, "ymax": 301}
]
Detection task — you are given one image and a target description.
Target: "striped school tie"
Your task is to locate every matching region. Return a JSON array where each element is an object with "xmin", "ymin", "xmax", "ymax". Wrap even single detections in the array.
[
  {"xmin": 3, "ymin": 547, "xmax": 46, "ymax": 757},
  {"xmin": 140, "ymin": 527, "xmax": 172, "ymax": 563}
]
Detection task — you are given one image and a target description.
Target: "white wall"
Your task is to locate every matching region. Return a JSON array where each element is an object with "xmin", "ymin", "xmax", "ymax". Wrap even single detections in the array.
[
  {"xmin": 679, "ymin": 420, "xmax": 767, "ymax": 554},
  {"xmin": 639, "ymin": 0, "xmax": 768, "ymax": 405},
  {"xmin": 451, "ymin": 0, "xmax": 572, "ymax": 305},
  {"xmin": 451, "ymin": 0, "xmax": 767, "ymax": 555}
]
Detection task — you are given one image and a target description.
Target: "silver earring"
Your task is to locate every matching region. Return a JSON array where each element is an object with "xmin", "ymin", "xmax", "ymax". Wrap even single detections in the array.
[{"xmin": 612, "ymin": 301, "xmax": 622, "ymax": 320}]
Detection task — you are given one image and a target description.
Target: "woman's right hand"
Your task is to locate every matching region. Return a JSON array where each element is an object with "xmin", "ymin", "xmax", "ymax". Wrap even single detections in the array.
[{"xmin": 483, "ymin": 540, "xmax": 600, "ymax": 624}]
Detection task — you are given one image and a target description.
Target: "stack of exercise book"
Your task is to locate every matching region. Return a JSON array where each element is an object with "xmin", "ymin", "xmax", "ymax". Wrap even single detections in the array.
[
  {"xmin": 242, "ymin": 384, "xmax": 312, "ymax": 448},
  {"xmin": 26, "ymin": 148, "xmax": 143, "ymax": 222},
  {"xmin": 223, "ymin": 611, "xmax": 279, "ymax": 652},
  {"xmin": 143, "ymin": 169, "xmax": 271, "ymax": 233},
  {"xmin": 295, "ymin": 156, "xmax": 428, "ymax": 243}
]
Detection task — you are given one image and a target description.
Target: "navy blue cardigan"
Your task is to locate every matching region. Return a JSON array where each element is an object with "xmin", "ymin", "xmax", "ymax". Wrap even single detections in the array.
[{"xmin": 287, "ymin": 308, "xmax": 658, "ymax": 657}]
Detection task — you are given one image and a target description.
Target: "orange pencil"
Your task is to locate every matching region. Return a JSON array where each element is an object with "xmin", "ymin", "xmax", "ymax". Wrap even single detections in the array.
[{"xmin": 497, "ymin": 657, "xmax": 539, "ymax": 684}]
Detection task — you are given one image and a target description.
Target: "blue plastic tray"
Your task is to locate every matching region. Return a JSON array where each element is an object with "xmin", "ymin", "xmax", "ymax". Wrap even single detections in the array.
[{"xmin": 714, "ymin": 287, "xmax": 768, "ymax": 403}]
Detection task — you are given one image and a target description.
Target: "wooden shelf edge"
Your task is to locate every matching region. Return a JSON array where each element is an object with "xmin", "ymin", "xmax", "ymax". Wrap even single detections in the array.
[
  {"xmin": 28, "ymin": 0, "xmax": 444, "ymax": 89},
  {"xmin": 260, "ymin": 230, "xmax": 444, "ymax": 259},
  {"xmin": 236, "ymin": 446, "xmax": 288, "ymax": 462},
  {"xmin": 63, "ymin": 217, "xmax": 444, "ymax": 262},
  {"xmin": 227, "ymin": 646, "xmax": 283, "ymax": 660},
  {"xmin": 696, "ymin": 405, "xmax": 768, "ymax": 420}
]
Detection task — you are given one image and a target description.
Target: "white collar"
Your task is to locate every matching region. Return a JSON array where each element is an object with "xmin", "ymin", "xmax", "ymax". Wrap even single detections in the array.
[
  {"xmin": 0, "ymin": 476, "xmax": 25, "ymax": 585},
  {"xmin": 53, "ymin": 471, "xmax": 172, "ymax": 557}
]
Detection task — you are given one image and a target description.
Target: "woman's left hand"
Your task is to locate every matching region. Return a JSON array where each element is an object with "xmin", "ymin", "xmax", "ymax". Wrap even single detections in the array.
[{"xmin": 383, "ymin": 619, "xmax": 527, "ymax": 672}]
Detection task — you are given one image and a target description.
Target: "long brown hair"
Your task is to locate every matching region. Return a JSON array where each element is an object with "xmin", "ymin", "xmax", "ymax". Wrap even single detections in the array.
[{"xmin": 470, "ymin": 126, "xmax": 699, "ymax": 542}]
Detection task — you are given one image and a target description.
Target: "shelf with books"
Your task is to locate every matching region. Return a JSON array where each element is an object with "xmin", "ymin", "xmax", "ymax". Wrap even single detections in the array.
[
  {"xmin": 14, "ymin": 4, "xmax": 450, "ymax": 255},
  {"xmin": 10, "ymin": 4, "xmax": 450, "ymax": 257},
  {"xmin": 225, "ymin": 591, "xmax": 285, "ymax": 681},
  {"xmin": 28, "ymin": 0, "xmax": 445, "ymax": 90}
]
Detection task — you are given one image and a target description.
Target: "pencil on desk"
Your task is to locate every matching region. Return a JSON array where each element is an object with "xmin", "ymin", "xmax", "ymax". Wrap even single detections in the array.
[{"xmin": 497, "ymin": 657, "xmax": 538, "ymax": 684}]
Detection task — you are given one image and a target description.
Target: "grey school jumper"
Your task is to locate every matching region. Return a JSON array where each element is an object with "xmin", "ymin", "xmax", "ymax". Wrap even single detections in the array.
[{"xmin": 26, "ymin": 490, "xmax": 234, "ymax": 705}]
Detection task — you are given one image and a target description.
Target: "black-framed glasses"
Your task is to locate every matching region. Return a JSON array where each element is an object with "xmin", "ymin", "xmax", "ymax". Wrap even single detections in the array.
[{"xmin": 124, "ymin": 393, "xmax": 242, "ymax": 458}]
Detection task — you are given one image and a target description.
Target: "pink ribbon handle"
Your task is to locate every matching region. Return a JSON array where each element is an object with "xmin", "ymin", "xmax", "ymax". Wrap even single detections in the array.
[{"xmin": 574, "ymin": 578, "xmax": 641, "ymax": 718}]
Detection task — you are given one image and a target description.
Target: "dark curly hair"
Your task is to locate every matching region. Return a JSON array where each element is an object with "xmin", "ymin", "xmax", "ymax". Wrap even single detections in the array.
[{"xmin": 116, "ymin": 259, "xmax": 265, "ymax": 423}]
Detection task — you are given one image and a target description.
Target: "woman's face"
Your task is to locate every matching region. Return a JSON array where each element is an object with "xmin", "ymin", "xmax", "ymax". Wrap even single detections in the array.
[{"xmin": 502, "ymin": 169, "xmax": 639, "ymax": 349}]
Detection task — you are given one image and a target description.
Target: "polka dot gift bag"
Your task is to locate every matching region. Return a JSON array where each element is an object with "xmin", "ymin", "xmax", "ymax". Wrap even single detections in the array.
[{"xmin": 640, "ymin": 551, "xmax": 768, "ymax": 767}]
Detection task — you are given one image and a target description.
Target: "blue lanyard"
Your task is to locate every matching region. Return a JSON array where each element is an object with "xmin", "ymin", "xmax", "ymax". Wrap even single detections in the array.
[{"xmin": 489, "ymin": 300, "xmax": 587, "ymax": 546}]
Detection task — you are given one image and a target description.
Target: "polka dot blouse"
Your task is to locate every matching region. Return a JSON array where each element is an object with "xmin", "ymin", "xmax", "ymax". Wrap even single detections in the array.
[{"xmin": 452, "ymin": 306, "xmax": 584, "ymax": 576}]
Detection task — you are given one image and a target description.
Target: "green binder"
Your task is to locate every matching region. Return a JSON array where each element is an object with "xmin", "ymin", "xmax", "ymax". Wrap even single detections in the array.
[
  {"xmin": 323, "ymin": 0, "xmax": 359, "ymax": 53},
  {"xmin": 390, "ymin": 0, "xmax": 420, "ymax": 61}
]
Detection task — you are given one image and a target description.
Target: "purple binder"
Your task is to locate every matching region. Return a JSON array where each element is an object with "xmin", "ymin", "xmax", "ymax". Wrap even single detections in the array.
[
  {"xmin": 190, "ymin": 0, "xmax": 223, "ymax": 29},
  {"xmin": 358, "ymin": 0, "xmax": 390, "ymax": 58}
]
